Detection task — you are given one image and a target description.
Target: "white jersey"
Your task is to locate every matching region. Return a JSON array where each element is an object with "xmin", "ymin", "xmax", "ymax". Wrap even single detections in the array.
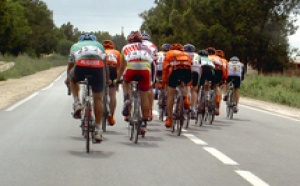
[
  {"xmin": 156, "ymin": 51, "xmax": 166, "ymax": 71},
  {"xmin": 186, "ymin": 52, "xmax": 201, "ymax": 73},
  {"xmin": 228, "ymin": 61, "xmax": 244, "ymax": 77},
  {"xmin": 142, "ymin": 40, "xmax": 157, "ymax": 64}
]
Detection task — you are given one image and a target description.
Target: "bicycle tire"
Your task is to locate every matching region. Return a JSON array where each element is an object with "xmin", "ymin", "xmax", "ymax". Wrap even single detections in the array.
[
  {"xmin": 86, "ymin": 102, "xmax": 92, "ymax": 153},
  {"xmin": 178, "ymin": 95, "xmax": 184, "ymax": 136},
  {"xmin": 102, "ymin": 94, "xmax": 108, "ymax": 132},
  {"xmin": 185, "ymin": 109, "xmax": 190, "ymax": 129},
  {"xmin": 228, "ymin": 91, "xmax": 234, "ymax": 119}
]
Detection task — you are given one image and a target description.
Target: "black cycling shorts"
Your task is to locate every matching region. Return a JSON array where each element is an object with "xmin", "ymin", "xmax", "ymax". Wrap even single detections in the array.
[
  {"xmin": 72, "ymin": 66, "xmax": 105, "ymax": 93},
  {"xmin": 168, "ymin": 69, "xmax": 191, "ymax": 88},
  {"xmin": 227, "ymin": 76, "xmax": 241, "ymax": 88},
  {"xmin": 109, "ymin": 66, "xmax": 117, "ymax": 87},
  {"xmin": 191, "ymin": 72, "xmax": 199, "ymax": 87},
  {"xmin": 199, "ymin": 66, "xmax": 215, "ymax": 87},
  {"xmin": 214, "ymin": 69, "xmax": 223, "ymax": 84}
]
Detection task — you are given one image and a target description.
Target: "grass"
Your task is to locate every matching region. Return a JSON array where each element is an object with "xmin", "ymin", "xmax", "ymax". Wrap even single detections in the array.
[
  {"xmin": 240, "ymin": 74, "xmax": 300, "ymax": 108},
  {"xmin": 0, "ymin": 54, "xmax": 66, "ymax": 81}
]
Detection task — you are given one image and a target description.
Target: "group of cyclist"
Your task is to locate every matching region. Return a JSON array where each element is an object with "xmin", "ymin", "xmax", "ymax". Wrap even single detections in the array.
[{"xmin": 65, "ymin": 30, "xmax": 245, "ymax": 143}]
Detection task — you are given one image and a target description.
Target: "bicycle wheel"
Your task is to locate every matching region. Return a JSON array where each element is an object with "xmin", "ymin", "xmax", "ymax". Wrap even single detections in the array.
[
  {"xmin": 134, "ymin": 122, "xmax": 140, "ymax": 144},
  {"xmin": 86, "ymin": 102, "xmax": 92, "ymax": 153},
  {"xmin": 228, "ymin": 92, "xmax": 234, "ymax": 119},
  {"xmin": 185, "ymin": 109, "xmax": 190, "ymax": 129},
  {"xmin": 178, "ymin": 96, "xmax": 184, "ymax": 136},
  {"xmin": 102, "ymin": 94, "xmax": 108, "ymax": 132}
]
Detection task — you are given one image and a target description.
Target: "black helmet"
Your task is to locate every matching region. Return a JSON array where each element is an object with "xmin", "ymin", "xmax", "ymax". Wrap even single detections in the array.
[
  {"xmin": 161, "ymin": 43, "xmax": 171, "ymax": 51},
  {"xmin": 198, "ymin": 49, "xmax": 208, "ymax": 57},
  {"xmin": 206, "ymin": 47, "xmax": 216, "ymax": 55},
  {"xmin": 183, "ymin": 44, "xmax": 195, "ymax": 52},
  {"xmin": 78, "ymin": 33, "xmax": 97, "ymax": 41}
]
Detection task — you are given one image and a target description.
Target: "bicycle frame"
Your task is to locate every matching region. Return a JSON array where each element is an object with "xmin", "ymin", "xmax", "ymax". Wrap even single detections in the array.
[
  {"xmin": 102, "ymin": 85, "xmax": 110, "ymax": 132},
  {"xmin": 129, "ymin": 80, "xmax": 143, "ymax": 143},
  {"xmin": 226, "ymin": 80, "xmax": 235, "ymax": 119},
  {"xmin": 80, "ymin": 76, "xmax": 95, "ymax": 153},
  {"xmin": 172, "ymin": 83, "xmax": 185, "ymax": 136}
]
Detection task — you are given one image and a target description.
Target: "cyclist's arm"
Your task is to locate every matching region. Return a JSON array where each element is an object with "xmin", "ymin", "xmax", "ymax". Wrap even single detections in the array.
[{"xmin": 116, "ymin": 54, "xmax": 126, "ymax": 81}]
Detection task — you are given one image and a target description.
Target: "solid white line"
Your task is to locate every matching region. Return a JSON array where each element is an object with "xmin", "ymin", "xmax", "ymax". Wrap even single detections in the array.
[
  {"xmin": 203, "ymin": 147, "xmax": 239, "ymax": 165},
  {"xmin": 236, "ymin": 170, "xmax": 270, "ymax": 186},
  {"xmin": 183, "ymin": 134, "xmax": 208, "ymax": 145},
  {"xmin": 42, "ymin": 83, "xmax": 54, "ymax": 90},
  {"xmin": 241, "ymin": 104, "xmax": 300, "ymax": 122},
  {"xmin": 5, "ymin": 92, "xmax": 39, "ymax": 111}
]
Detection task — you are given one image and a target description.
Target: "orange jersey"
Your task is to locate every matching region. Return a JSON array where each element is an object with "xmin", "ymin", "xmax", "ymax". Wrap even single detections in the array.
[
  {"xmin": 104, "ymin": 49, "xmax": 121, "ymax": 70},
  {"xmin": 220, "ymin": 57, "xmax": 228, "ymax": 80},
  {"xmin": 162, "ymin": 50, "xmax": 192, "ymax": 85}
]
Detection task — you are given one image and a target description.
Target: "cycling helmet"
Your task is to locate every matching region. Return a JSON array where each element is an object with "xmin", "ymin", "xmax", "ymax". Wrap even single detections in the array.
[
  {"xmin": 141, "ymin": 30, "xmax": 151, "ymax": 40},
  {"xmin": 216, "ymin": 50, "xmax": 225, "ymax": 58},
  {"xmin": 206, "ymin": 47, "xmax": 216, "ymax": 55},
  {"xmin": 229, "ymin": 56, "xmax": 240, "ymax": 62},
  {"xmin": 197, "ymin": 49, "xmax": 208, "ymax": 57},
  {"xmin": 102, "ymin": 40, "xmax": 115, "ymax": 49},
  {"xmin": 127, "ymin": 31, "xmax": 143, "ymax": 43},
  {"xmin": 183, "ymin": 44, "xmax": 195, "ymax": 52},
  {"xmin": 78, "ymin": 33, "xmax": 97, "ymax": 41},
  {"xmin": 170, "ymin": 43, "xmax": 184, "ymax": 51},
  {"xmin": 161, "ymin": 43, "xmax": 171, "ymax": 51}
]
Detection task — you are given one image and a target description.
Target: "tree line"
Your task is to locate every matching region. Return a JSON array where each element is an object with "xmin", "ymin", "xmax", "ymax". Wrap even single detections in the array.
[
  {"xmin": 0, "ymin": 0, "xmax": 127, "ymax": 57},
  {"xmin": 139, "ymin": 0, "xmax": 300, "ymax": 73}
]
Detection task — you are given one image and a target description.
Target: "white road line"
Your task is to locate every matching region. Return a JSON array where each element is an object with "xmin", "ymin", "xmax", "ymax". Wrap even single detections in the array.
[
  {"xmin": 203, "ymin": 147, "xmax": 239, "ymax": 165},
  {"xmin": 236, "ymin": 170, "xmax": 270, "ymax": 186},
  {"xmin": 241, "ymin": 104, "xmax": 300, "ymax": 122},
  {"xmin": 42, "ymin": 83, "xmax": 54, "ymax": 90},
  {"xmin": 183, "ymin": 134, "xmax": 208, "ymax": 145},
  {"xmin": 5, "ymin": 92, "xmax": 39, "ymax": 111}
]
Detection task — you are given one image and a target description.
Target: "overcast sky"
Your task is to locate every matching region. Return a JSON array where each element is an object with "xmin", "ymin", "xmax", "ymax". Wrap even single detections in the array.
[{"xmin": 43, "ymin": 0, "xmax": 299, "ymax": 50}]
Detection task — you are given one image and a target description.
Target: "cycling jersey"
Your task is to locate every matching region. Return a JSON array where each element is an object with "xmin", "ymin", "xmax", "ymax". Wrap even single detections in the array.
[
  {"xmin": 186, "ymin": 52, "xmax": 201, "ymax": 73},
  {"xmin": 121, "ymin": 42, "xmax": 155, "ymax": 91},
  {"xmin": 69, "ymin": 40, "xmax": 106, "ymax": 93},
  {"xmin": 228, "ymin": 61, "xmax": 244, "ymax": 77},
  {"xmin": 104, "ymin": 49, "xmax": 121, "ymax": 86},
  {"xmin": 69, "ymin": 41, "xmax": 105, "ymax": 68}
]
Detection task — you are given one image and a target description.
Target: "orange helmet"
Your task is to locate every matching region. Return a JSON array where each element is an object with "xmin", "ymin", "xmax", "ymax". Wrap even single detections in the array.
[
  {"xmin": 127, "ymin": 30, "xmax": 143, "ymax": 43},
  {"xmin": 102, "ymin": 40, "xmax": 115, "ymax": 49},
  {"xmin": 170, "ymin": 43, "xmax": 183, "ymax": 51},
  {"xmin": 216, "ymin": 49, "xmax": 225, "ymax": 58},
  {"xmin": 206, "ymin": 47, "xmax": 216, "ymax": 55}
]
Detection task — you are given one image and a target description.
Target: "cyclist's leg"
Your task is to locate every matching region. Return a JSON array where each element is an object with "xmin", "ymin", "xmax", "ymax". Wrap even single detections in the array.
[
  {"xmin": 164, "ymin": 70, "xmax": 180, "ymax": 127},
  {"xmin": 108, "ymin": 67, "xmax": 117, "ymax": 125},
  {"xmin": 89, "ymin": 67, "xmax": 105, "ymax": 141},
  {"xmin": 70, "ymin": 66, "xmax": 84, "ymax": 118},
  {"xmin": 214, "ymin": 70, "xmax": 223, "ymax": 115},
  {"xmin": 181, "ymin": 69, "xmax": 192, "ymax": 109},
  {"xmin": 191, "ymin": 72, "xmax": 199, "ymax": 117}
]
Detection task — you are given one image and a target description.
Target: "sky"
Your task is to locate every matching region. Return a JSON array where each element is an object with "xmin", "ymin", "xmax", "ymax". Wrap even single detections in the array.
[{"xmin": 43, "ymin": 0, "xmax": 300, "ymax": 50}]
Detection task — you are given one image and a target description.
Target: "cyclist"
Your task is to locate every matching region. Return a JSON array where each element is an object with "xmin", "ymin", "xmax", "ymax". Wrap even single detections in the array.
[
  {"xmin": 115, "ymin": 30, "xmax": 155, "ymax": 134},
  {"xmin": 223, "ymin": 56, "xmax": 245, "ymax": 113},
  {"xmin": 141, "ymin": 30, "xmax": 157, "ymax": 121},
  {"xmin": 102, "ymin": 40, "xmax": 121, "ymax": 126},
  {"xmin": 197, "ymin": 49, "xmax": 215, "ymax": 113},
  {"xmin": 67, "ymin": 33, "xmax": 108, "ymax": 143},
  {"xmin": 207, "ymin": 47, "xmax": 224, "ymax": 116},
  {"xmin": 216, "ymin": 49, "xmax": 228, "ymax": 106},
  {"xmin": 162, "ymin": 43, "xmax": 192, "ymax": 128},
  {"xmin": 183, "ymin": 43, "xmax": 201, "ymax": 119}
]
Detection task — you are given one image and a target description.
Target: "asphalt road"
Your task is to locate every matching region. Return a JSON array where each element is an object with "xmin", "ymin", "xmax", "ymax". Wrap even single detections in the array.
[{"xmin": 0, "ymin": 73, "xmax": 299, "ymax": 186}]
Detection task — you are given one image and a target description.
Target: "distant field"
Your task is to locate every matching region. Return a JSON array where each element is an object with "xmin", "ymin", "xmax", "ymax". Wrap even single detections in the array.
[
  {"xmin": 0, "ymin": 54, "xmax": 66, "ymax": 81},
  {"xmin": 240, "ymin": 74, "xmax": 300, "ymax": 108}
]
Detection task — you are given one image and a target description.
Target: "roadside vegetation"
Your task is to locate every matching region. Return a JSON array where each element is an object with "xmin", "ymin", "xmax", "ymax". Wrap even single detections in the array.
[
  {"xmin": 241, "ymin": 74, "xmax": 300, "ymax": 108},
  {"xmin": 0, "ymin": 54, "xmax": 66, "ymax": 81}
]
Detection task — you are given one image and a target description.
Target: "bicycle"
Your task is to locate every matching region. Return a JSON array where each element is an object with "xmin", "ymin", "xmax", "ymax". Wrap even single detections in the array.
[
  {"xmin": 79, "ymin": 76, "xmax": 96, "ymax": 153},
  {"xmin": 204, "ymin": 85, "xmax": 216, "ymax": 125},
  {"xmin": 127, "ymin": 75, "xmax": 145, "ymax": 144},
  {"xmin": 226, "ymin": 80, "xmax": 236, "ymax": 119},
  {"xmin": 172, "ymin": 81, "xmax": 186, "ymax": 136},
  {"xmin": 157, "ymin": 81, "xmax": 167, "ymax": 121},
  {"xmin": 195, "ymin": 85, "xmax": 205, "ymax": 126},
  {"xmin": 102, "ymin": 84, "xmax": 110, "ymax": 132}
]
